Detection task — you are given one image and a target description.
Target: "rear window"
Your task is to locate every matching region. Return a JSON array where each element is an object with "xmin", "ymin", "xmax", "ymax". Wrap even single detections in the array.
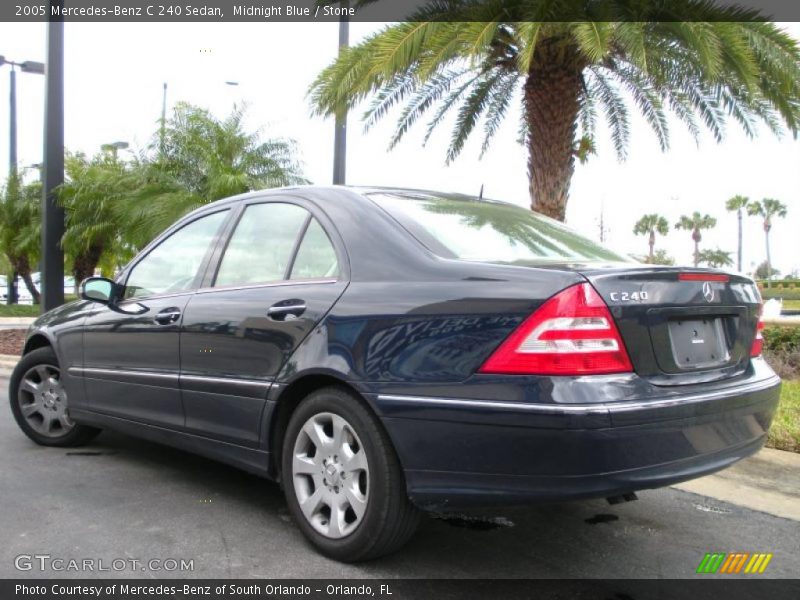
[{"xmin": 369, "ymin": 193, "xmax": 631, "ymax": 265}]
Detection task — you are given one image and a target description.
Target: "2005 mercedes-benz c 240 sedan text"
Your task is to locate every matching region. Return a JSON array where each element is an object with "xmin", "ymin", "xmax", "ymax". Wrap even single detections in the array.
[{"xmin": 10, "ymin": 187, "xmax": 781, "ymax": 561}]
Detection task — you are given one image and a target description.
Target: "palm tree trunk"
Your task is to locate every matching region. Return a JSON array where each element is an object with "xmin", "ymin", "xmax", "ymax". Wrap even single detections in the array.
[
  {"xmin": 72, "ymin": 245, "xmax": 104, "ymax": 292},
  {"xmin": 693, "ymin": 241, "xmax": 700, "ymax": 267},
  {"xmin": 736, "ymin": 208, "xmax": 743, "ymax": 272},
  {"xmin": 648, "ymin": 231, "xmax": 655, "ymax": 260},
  {"xmin": 524, "ymin": 46, "xmax": 583, "ymax": 221},
  {"xmin": 6, "ymin": 269, "xmax": 17, "ymax": 305},
  {"xmin": 20, "ymin": 271, "xmax": 41, "ymax": 305},
  {"xmin": 13, "ymin": 256, "xmax": 40, "ymax": 305},
  {"xmin": 765, "ymin": 230, "xmax": 772, "ymax": 279}
]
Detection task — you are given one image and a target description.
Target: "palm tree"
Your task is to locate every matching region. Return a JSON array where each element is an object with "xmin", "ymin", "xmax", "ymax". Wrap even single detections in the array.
[
  {"xmin": 754, "ymin": 261, "xmax": 780, "ymax": 280},
  {"xmin": 725, "ymin": 195, "xmax": 749, "ymax": 272},
  {"xmin": 121, "ymin": 102, "xmax": 308, "ymax": 246},
  {"xmin": 747, "ymin": 198, "xmax": 788, "ymax": 280},
  {"xmin": 0, "ymin": 174, "xmax": 41, "ymax": 303},
  {"xmin": 309, "ymin": 2, "xmax": 800, "ymax": 221},
  {"xmin": 647, "ymin": 249, "xmax": 675, "ymax": 266},
  {"xmin": 675, "ymin": 212, "xmax": 717, "ymax": 267},
  {"xmin": 58, "ymin": 152, "xmax": 138, "ymax": 288},
  {"xmin": 697, "ymin": 248, "xmax": 733, "ymax": 268},
  {"xmin": 633, "ymin": 214, "xmax": 669, "ymax": 261}
]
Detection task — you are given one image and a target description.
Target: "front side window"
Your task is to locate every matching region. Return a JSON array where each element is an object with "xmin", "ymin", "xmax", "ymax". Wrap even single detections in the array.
[
  {"xmin": 124, "ymin": 210, "xmax": 228, "ymax": 299},
  {"xmin": 369, "ymin": 193, "xmax": 631, "ymax": 264},
  {"xmin": 215, "ymin": 203, "xmax": 309, "ymax": 287}
]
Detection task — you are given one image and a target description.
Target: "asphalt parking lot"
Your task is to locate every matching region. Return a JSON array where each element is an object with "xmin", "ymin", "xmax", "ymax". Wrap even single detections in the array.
[{"xmin": 2, "ymin": 375, "xmax": 798, "ymax": 580}]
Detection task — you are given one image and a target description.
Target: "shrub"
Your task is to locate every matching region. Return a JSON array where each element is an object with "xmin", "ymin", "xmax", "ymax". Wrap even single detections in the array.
[
  {"xmin": 763, "ymin": 325, "xmax": 800, "ymax": 380},
  {"xmin": 763, "ymin": 325, "xmax": 800, "ymax": 353},
  {"xmin": 761, "ymin": 288, "xmax": 800, "ymax": 301}
]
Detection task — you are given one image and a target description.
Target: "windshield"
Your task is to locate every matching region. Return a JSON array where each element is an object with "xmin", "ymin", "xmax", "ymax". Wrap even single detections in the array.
[{"xmin": 369, "ymin": 192, "xmax": 631, "ymax": 265}]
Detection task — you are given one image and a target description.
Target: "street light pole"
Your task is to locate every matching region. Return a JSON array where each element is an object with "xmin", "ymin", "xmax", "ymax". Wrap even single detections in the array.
[
  {"xmin": 41, "ymin": 4, "xmax": 66, "ymax": 311},
  {"xmin": 9, "ymin": 68, "xmax": 16, "ymax": 174},
  {"xmin": 1, "ymin": 57, "xmax": 46, "ymax": 176},
  {"xmin": 101, "ymin": 140, "xmax": 129, "ymax": 160},
  {"xmin": 160, "ymin": 82, "xmax": 167, "ymax": 155},
  {"xmin": 332, "ymin": 2, "xmax": 349, "ymax": 185},
  {"xmin": 1, "ymin": 56, "xmax": 44, "ymax": 304}
]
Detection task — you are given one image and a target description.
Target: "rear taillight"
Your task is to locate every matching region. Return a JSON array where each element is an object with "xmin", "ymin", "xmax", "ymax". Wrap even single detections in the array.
[
  {"xmin": 751, "ymin": 308, "xmax": 765, "ymax": 357},
  {"xmin": 479, "ymin": 283, "xmax": 633, "ymax": 375}
]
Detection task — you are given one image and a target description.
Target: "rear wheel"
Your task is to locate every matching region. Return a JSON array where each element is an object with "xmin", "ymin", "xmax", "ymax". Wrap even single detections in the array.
[
  {"xmin": 9, "ymin": 347, "xmax": 101, "ymax": 447},
  {"xmin": 281, "ymin": 386, "xmax": 419, "ymax": 562}
]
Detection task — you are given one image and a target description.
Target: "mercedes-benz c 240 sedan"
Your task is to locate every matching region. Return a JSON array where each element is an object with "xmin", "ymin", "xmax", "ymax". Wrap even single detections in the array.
[{"xmin": 10, "ymin": 187, "xmax": 780, "ymax": 561}]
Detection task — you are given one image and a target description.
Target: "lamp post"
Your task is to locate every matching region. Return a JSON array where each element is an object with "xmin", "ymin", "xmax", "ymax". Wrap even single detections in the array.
[
  {"xmin": 332, "ymin": 3, "xmax": 349, "ymax": 185},
  {"xmin": 41, "ymin": 4, "xmax": 66, "ymax": 311},
  {"xmin": 0, "ymin": 56, "xmax": 45, "ymax": 175},
  {"xmin": 26, "ymin": 163, "xmax": 43, "ymax": 181},
  {"xmin": 101, "ymin": 140, "xmax": 129, "ymax": 159},
  {"xmin": 0, "ymin": 56, "xmax": 45, "ymax": 304},
  {"xmin": 159, "ymin": 82, "xmax": 167, "ymax": 156}
]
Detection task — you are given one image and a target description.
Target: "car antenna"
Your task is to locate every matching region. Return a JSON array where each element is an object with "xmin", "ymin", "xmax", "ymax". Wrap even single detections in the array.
[{"xmin": 478, "ymin": 184, "xmax": 484, "ymax": 199}]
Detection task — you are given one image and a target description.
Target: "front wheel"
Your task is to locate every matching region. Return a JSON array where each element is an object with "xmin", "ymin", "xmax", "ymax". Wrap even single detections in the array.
[
  {"xmin": 282, "ymin": 386, "xmax": 419, "ymax": 562},
  {"xmin": 9, "ymin": 347, "xmax": 101, "ymax": 447}
]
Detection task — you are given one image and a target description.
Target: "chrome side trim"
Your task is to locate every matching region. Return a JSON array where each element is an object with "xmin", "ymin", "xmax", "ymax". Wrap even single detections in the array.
[
  {"xmin": 377, "ymin": 375, "xmax": 780, "ymax": 415},
  {"xmin": 377, "ymin": 395, "xmax": 605, "ymax": 415},
  {"xmin": 73, "ymin": 367, "xmax": 178, "ymax": 382},
  {"xmin": 181, "ymin": 374, "xmax": 270, "ymax": 388},
  {"xmin": 71, "ymin": 368, "xmax": 271, "ymax": 390},
  {"xmin": 195, "ymin": 278, "xmax": 337, "ymax": 295}
]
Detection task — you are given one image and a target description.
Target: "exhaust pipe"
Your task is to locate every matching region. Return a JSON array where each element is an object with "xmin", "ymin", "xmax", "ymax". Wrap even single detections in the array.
[{"xmin": 606, "ymin": 492, "xmax": 638, "ymax": 505}]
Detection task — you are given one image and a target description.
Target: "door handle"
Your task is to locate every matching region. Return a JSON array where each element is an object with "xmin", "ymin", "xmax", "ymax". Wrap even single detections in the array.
[
  {"xmin": 154, "ymin": 307, "xmax": 182, "ymax": 325},
  {"xmin": 268, "ymin": 299, "xmax": 307, "ymax": 321}
]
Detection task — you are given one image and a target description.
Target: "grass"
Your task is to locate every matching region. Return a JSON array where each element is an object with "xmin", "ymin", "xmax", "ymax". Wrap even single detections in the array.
[
  {"xmin": 0, "ymin": 295, "xmax": 77, "ymax": 318},
  {"xmin": 767, "ymin": 380, "xmax": 800, "ymax": 454},
  {"xmin": 762, "ymin": 288, "xmax": 800, "ymax": 301},
  {"xmin": 0, "ymin": 304, "xmax": 41, "ymax": 317}
]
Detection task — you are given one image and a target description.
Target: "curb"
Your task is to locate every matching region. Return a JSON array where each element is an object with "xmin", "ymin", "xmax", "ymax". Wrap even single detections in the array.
[
  {"xmin": 673, "ymin": 447, "xmax": 800, "ymax": 521},
  {"xmin": 0, "ymin": 317, "xmax": 35, "ymax": 326}
]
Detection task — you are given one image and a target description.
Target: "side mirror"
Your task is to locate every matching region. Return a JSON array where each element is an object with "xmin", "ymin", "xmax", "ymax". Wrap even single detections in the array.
[{"xmin": 79, "ymin": 277, "xmax": 116, "ymax": 304}]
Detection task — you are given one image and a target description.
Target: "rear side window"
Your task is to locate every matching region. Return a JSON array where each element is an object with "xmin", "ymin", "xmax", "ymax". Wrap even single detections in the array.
[
  {"xmin": 291, "ymin": 219, "xmax": 339, "ymax": 280},
  {"xmin": 370, "ymin": 193, "xmax": 630, "ymax": 264},
  {"xmin": 215, "ymin": 203, "xmax": 308, "ymax": 287}
]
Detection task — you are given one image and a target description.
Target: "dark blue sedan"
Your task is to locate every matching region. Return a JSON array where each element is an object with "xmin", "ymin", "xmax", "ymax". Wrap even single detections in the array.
[{"xmin": 9, "ymin": 187, "xmax": 780, "ymax": 561}]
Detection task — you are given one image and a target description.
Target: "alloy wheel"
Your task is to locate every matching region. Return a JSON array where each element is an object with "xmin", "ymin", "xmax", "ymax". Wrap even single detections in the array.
[
  {"xmin": 291, "ymin": 412, "xmax": 369, "ymax": 539},
  {"xmin": 17, "ymin": 364, "xmax": 75, "ymax": 437}
]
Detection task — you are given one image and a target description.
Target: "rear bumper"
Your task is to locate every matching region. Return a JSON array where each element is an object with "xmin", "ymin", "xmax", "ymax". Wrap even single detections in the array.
[{"xmin": 372, "ymin": 370, "xmax": 781, "ymax": 510}]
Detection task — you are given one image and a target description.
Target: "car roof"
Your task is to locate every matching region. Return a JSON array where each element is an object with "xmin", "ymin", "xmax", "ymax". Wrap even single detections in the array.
[{"xmin": 190, "ymin": 185, "xmax": 514, "ymax": 214}]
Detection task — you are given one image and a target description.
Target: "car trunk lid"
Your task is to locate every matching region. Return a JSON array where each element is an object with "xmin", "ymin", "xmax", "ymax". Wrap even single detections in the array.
[{"xmin": 573, "ymin": 266, "xmax": 761, "ymax": 385}]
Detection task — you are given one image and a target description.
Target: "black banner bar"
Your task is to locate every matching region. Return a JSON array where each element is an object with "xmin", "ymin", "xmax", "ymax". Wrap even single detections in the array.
[
  {"xmin": 4, "ymin": 0, "xmax": 800, "ymax": 23},
  {"xmin": 3, "ymin": 579, "xmax": 800, "ymax": 600}
]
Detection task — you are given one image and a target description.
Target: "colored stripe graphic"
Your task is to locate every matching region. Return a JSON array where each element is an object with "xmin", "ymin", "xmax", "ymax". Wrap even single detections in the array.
[
  {"xmin": 699, "ymin": 553, "xmax": 773, "ymax": 575},
  {"xmin": 744, "ymin": 553, "xmax": 774, "ymax": 574},
  {"xmin": 733, "ymin": 553, "xmax": 750, "ymax": 573},
  {"xmin": 719, "ymin": 554, "xmax": 737, "ymax": 573},
  {"xmin": 697, "ymin": 553, "xmax": 727, "ymax": 573},
  {"xmin": 720, "ymin": 553, "xmax": 749, "ymax": 573}
]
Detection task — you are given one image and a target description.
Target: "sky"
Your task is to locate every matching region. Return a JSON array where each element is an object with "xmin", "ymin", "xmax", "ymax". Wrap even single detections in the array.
[{"xmin": 0, "ymin": 20, "xmax": 798, "ymax": 277}]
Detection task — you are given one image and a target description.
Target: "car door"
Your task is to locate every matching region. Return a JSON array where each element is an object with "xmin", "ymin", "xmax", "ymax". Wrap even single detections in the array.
[
  {"xmin": 82, "ymin": 208, "xmax": 231, "ymax": 427},
  {"xmin": 179, "ymin": 198, "xmax": 348, "ymax": 446}
]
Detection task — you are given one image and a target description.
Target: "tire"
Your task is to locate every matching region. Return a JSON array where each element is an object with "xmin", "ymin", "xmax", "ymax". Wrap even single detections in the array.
[
  {"xmin": 281, "ymin": 386, "xmax": 420, "ymax": 562},
  {"xmin": 9, "ymin": 347, "xmax": 101, "ymax": 447}
]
